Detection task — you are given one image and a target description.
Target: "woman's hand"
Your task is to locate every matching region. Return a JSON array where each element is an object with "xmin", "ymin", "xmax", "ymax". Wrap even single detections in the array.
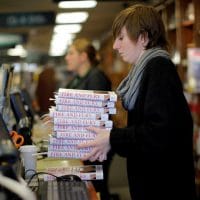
[
  {"xmin": 40, "ymin": 114, "xmax": 53, "ymax": 126},
  {"xmin": 78, "ymin": 127, "xmax": 111, "ymax": 162}
]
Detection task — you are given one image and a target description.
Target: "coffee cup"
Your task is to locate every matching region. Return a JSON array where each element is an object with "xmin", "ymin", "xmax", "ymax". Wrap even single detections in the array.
[{"xmin": 19, "ymin": 145, "xmax": 37, "ymax": 178}]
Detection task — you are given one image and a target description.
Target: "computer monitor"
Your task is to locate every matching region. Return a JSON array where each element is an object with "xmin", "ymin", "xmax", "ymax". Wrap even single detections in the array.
[
  {"xmin": 10, "ymin": 91, "xmax": 27, "ymax": 123},
  {"xmin": 0, "ymin": 113, "xmax": 19, "ymax": 164},
  {"xmin": 20, "ymin": 88, "xmax": 36, "ymax": 128},
  {"xmin": 10, "ymin": 91, "xmax": 32, "ymax": 145}
]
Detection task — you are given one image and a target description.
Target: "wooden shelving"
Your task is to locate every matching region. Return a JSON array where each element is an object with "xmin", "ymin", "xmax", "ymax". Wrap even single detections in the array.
[{"xmin": 159, "ymin": 0, "xmax": 200, "ymax": 197}]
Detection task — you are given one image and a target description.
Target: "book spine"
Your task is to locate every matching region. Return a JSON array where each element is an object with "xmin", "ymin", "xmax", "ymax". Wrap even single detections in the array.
[
  {"xmin": 49, "ymin": 137, "xmax": 94, "ymax": 145},
  {"xmin": 58, "ymin": 88, "xmax": 109, "ymax": 100},
  {"xmin": 48, "ymin": 150, "xmax": 87, "ymax": 159},
  {"xmin": 53, "ymin": 131, "xmax": 96, "ymax": 139},
  {"xmin": 55, "ymin": 97, "xmax": 115, "ymax": 108},
  {"xmin": 56, "ymin": 105, "xmax": 116, "ymax": 114},
  {"xmin": 53, "ymin": 118, "xmax": 113, "ymax": 128},
  {"xmin": 48, "ymin": 144, "xmax": 92, "ymax": 152},
  {"xmin": 54, "ymin": 124, "xmax": 111, "ymax": 132},
  {"xmin": 50, "ymin": 111, "xmax": 109, "ymax": 120},
  {"xmin": 57, "ymin": 89, "xmax": 117, "ymax": 101}
]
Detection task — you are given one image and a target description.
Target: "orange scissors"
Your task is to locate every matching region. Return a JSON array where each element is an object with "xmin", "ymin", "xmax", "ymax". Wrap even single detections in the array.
[{"xmin": 10, "ymin": 130, "xmax": 24, "ymax": 149}]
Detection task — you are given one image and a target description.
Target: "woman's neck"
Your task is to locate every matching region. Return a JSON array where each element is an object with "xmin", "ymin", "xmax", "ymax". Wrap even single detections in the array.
[{"xmin": 77, "ymin": 62, "xmax": 91, "ymax": 77}]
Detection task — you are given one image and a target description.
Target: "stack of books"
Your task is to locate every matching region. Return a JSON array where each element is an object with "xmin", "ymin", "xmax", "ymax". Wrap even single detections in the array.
[{"xmin": 47, "ymin": 88, "xmax": 117, "ymax": 159}]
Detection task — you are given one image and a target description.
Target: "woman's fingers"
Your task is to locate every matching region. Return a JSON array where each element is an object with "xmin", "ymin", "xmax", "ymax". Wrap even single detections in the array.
[
  {"xmin": 89, "ymin": 151, "xmax": 102, "ymax": 162},
  {"xmin": 77, "ymin": 140, "xmax": 96, "ymax": 149},
  {"xmin": 82, "ymin": 147, "xmax": 99, "ymax": 161},
  {"xmin": 98, "ymin": 154, "xmax": 107, "ymax": 162}
]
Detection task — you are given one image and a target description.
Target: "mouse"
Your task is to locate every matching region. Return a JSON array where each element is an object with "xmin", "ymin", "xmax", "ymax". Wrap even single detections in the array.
[{"xmin": 57, "ymin": 174, "xmax": 82, "ymax": 182}]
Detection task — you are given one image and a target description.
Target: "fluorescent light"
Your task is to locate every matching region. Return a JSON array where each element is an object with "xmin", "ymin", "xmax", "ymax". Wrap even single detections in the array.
[
  {"xmin": 7, "ymin": 45, "xmax": 27, "ymax": 57},
  {"xmin": 49, "ymin": 47, "xmax": 68, "ymax": 56},
  {"xmin": 58, "ymin": 0, "xmax": 97, "ymax": 9},
  {"xmin": 49, "ymin": 34, "xmax": 74, "ymax": 56},
  {"xmin": 56, "ymin": 12, "xmax": 88, "ymax": 24},
  {"xmin": 54, "ymin": 24, "xmax": 82, "ymax": 33},
  {"xmin": 52, "ymin": 33, "xmax": 75, "ymax": 42}
]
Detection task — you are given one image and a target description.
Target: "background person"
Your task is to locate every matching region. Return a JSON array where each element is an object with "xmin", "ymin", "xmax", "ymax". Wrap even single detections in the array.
[
  {"xmin": 78, "ymin": 4, "xmax": 197, "ymax": 200},
  {"xmin": 65, "ymin": 38, "xmax": 113, "ymax": 200},
  {"xmin": 35, "ymin": 64, "xmax": 57, "ymax": 116}
]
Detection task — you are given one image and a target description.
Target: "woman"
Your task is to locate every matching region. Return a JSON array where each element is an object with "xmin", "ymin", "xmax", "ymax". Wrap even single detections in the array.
[
  {"xmin": 78, "ymin": 4, "xmax": 196, "ymax": 200},
  {"xmin": 65, "ymin": 38, "xmax": 113, "ymax": 200},
  {"xmin": 65, "ymin": 38, "xmax": 111, "ymax": 91}
]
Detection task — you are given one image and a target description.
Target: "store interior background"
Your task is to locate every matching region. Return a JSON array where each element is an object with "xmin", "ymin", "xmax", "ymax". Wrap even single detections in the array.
[{"xmin": 0, "ymin": 0, "xmax": 200, "ymax": 199}]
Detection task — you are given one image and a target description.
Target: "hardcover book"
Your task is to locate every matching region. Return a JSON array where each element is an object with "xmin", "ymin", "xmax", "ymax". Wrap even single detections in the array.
[
  {"xmin": 49, "ymin": 110, "xmax": 109, "ymax": 120},
  {"xmin": 53, "ymin": 118, "xmax": 113, "ymax": 128},
  {"xmin": 56, "ymin": 105, "xmax": 117, "ymax": 114},
  {"xmin": 55, "ymin": 96, "xmax": 115, "ymax": 108},
  {"xmin": 57, "ymin": 88, "xmax": 117, "ymax": 101}
]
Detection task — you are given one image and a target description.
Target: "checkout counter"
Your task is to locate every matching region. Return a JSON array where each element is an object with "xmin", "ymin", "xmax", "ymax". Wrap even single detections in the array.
[
  {"xmin": 0, "ymin": 64, "xmax": 99, "ymax": 200},
  {"xmin": 36, "ymin": 157, "xmax": 99, "ymax": 200},
  {"xmin": 29, "ymin": 120, "xmax": 99, "ymax": 200}
]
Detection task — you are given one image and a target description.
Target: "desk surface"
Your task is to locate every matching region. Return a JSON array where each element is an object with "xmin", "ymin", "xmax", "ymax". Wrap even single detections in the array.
[
  {"xmin": 36, "ymin": 157, "xmax": 99, "ymax": 200},
  {"xmin": 37, "ymin": 157, "xmax": 83, "ymax": 172}
]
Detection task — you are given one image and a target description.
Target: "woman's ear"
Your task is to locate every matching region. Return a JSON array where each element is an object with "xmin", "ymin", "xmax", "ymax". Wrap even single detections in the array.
[{"xmin": 139, "ymin": 32, "xmax": 149, "ymax": 48}]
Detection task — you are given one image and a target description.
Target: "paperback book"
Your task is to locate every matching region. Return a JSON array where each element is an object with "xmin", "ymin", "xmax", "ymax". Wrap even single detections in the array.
[
  {"xmin": 57, "ymin": 88, "xmax": 117, "ymax": 101},
  {"xmin": 56, "ymin": 105, "xmax": 117, "ymax": 114},
  {"xmin": 52, "ymin": 131, "xmax": 96, "ymax": 140},
  {"xmin": 49, "ymin": 136, "xmax": 94, "ymax": 144},
  {"xmin": 55, "ymin": 96, "xmax": 115, "ymax": 108},
  {"xmin": 53, "ymin": 118, "xmax": 113, "ymax": 128},
  {"xmin": 49, "ymin": 109, "xmax": 109, "ymax": 120}
]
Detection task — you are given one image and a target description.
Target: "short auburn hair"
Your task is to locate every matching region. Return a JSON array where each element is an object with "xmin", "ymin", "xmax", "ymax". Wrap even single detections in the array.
[{"xmin": 112, "ymin": 4, "xmax": 169, "ymax": 50}]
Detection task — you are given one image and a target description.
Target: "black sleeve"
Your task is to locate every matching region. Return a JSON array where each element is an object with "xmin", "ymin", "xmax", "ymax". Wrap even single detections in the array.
[
  {"xmin": 86, "ymin": 70, "xmax": 111, "ymax": 91},
  {"xmin": 110, "ymin": 57, "xmax": 192, "ymax": 157}
]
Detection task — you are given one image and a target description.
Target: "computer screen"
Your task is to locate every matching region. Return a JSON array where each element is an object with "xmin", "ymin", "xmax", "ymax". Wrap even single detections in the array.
[
  {"xmin": 10, "ymin": 91, "xmax": 32, "ymax": 145},
  {"xmin": 0, "ymin": 113, "xmax": 19, "ymax": 164},
  {"xmin": 20, "ymin": 88, "xmax": 35, "ymax": 126},
  {"xmin": 10, "ymin": 91, "xmax": 27, "ymax": 123}
]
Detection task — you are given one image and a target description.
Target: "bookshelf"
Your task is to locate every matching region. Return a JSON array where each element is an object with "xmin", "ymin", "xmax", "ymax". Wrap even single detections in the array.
[{"xmin": 160, "ymin": 0, "xmax": 200, "ymax": 195}]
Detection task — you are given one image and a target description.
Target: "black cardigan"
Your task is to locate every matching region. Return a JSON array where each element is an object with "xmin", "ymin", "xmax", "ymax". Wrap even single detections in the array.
[{"xmin": 110, "ymin": 57, "xmax": 196, "ymax": 200}]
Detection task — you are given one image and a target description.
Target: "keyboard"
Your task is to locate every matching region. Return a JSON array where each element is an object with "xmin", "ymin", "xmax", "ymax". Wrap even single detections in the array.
[{"xmin": 37, "ymin": 180, "xmax": 90, "ymax": 200}]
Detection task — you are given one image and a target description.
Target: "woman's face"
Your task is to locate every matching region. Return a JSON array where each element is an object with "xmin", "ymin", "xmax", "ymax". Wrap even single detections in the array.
[
  {"xmin": 113, "ymin": 27, "xmax": 144, "ymax": 65},
  {"xmin": 65, "ymin": 45, "xmax": 82, "ymax": 72}
]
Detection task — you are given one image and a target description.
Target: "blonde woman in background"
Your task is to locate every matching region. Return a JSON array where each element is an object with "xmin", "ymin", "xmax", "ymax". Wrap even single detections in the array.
[{"xmin": 65, "ymin": 38, "xmax": 113, "ymax": 200}]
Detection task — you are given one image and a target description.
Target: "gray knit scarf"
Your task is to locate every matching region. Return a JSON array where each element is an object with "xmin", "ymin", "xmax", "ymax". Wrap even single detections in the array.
[{"xmin": 116, "ymin": 47, "xmax": 170, "ymax": 111}]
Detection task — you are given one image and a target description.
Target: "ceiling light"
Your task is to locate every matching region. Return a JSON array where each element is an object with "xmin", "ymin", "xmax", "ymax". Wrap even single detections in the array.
[
  {"xmin": 7, "ymin": 45, "xmax": 27, "ymax": 57},
  {"xmin": 52, "ymin": 33, "xmax": 75, "ymax": 43},
  {"xmin": 56, "ymin": 12, "xmax": 88, "ymax": 24},
  {"xmin": 58, "ymin": 0, "xmax": 97, "ymax": 9},
  {"xmin": 54, "ymin": 24, "xmax": 82, "ymax": 33}
]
